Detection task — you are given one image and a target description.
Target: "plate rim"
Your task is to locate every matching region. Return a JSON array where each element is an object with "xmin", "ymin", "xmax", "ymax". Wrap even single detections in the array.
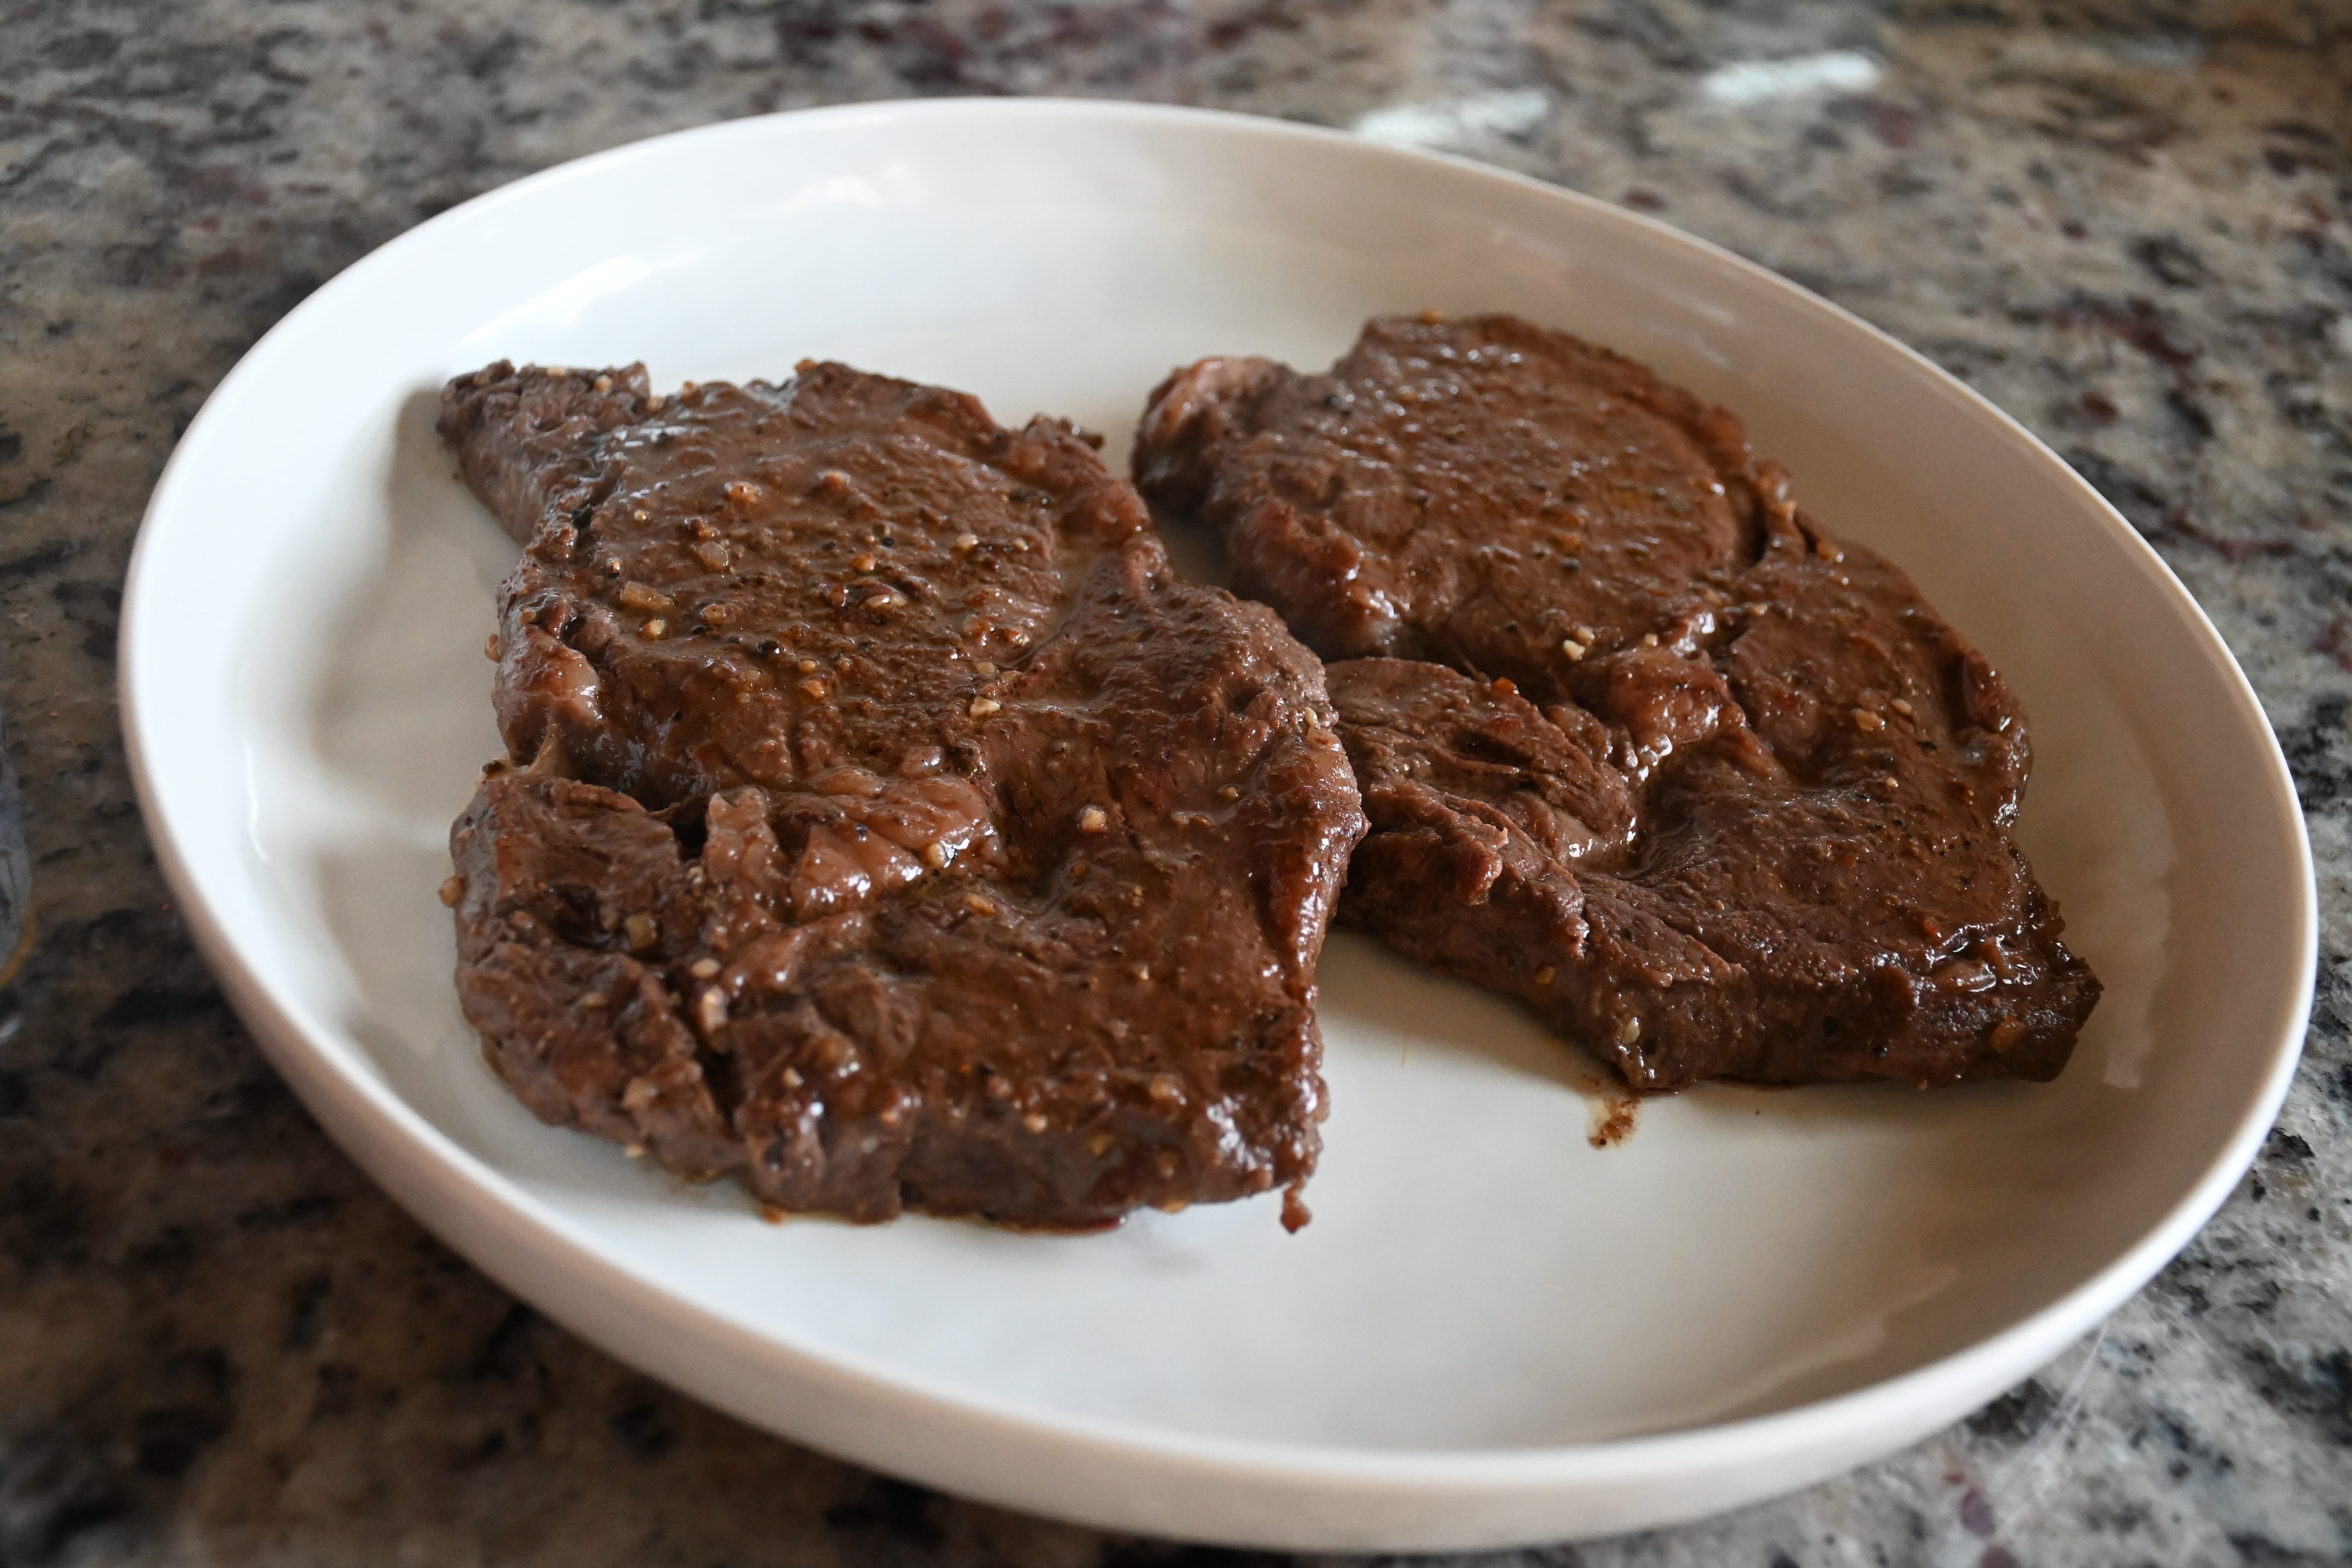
[{"xmin": 117, "ymin": 95, "xmax": 2319, "ymax": 1547}]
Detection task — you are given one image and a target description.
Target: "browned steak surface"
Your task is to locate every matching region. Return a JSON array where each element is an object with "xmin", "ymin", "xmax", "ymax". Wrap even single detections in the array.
[
  {"xmin": 1134, "ymin": 314, "xmax": 2099, "ymax": 1090},
  {"xmin": 439, "ymin": 360, "xmax": 1364, "ymax": 1228}
]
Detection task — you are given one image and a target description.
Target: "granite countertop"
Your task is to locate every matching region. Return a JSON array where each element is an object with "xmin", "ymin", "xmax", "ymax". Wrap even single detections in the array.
[{"xmin": 3, "ymin": 1, "xmax": 2347, "ymax": 1563}]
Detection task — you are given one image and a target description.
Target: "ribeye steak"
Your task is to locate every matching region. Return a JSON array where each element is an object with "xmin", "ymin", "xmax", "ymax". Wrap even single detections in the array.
[
  {"xmin": 1133, "ymin": 313, "xmax": 2099, "ymax": 1090},
  {"xmin": 440, "ymin": 359, "xmax": 1364, "ymax": 1228}
]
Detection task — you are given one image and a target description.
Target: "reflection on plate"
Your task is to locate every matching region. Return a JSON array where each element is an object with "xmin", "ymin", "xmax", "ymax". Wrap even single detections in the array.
[{"xmin": 120, "ymin": 100, "xmax": 2313, "ymax": 1551}]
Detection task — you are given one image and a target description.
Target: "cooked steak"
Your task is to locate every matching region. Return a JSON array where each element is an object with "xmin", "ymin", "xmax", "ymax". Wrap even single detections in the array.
[
  {"xmin": 439, "ymin": 360, "xmax": 1364, "ymax": 1228},
  {"xmin": 1134, "ymin": 313, "xmax": 2099, "ymax": 1090}
]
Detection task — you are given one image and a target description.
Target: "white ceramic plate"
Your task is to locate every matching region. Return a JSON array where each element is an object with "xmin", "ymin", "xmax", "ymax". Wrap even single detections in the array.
[{"xmin": 122, "ymin": 100, "xmax": 2314, "ymax": 1550}]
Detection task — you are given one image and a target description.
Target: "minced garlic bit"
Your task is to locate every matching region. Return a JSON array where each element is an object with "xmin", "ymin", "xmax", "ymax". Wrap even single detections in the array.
[
  {"xmin": 1022, "ymin": 1112, "xmax": 1050, "ymax": 1133},
  {"xmin": 695, "ymin": 988, "xmax": 728, "ymax": 1035},
  {"xmin": 1217, "ymin": 785, "xmax": 1239, "ymax": 801},
  {"xmin": 922, "ymin": 840, "xmax": 949, "ymax": 869},
  {"xmin": 1615, "ymin": 1014, "xmax": 1642, "ymax": 1046},
  {"xmin": 1561, "ymin": 637, "xmax": 1588, "ymax": 661},
  {"xmin": 964, "ymin": 893, "xmax": 999, "ymax": 916},
  {"xmin": 1535, "ymin": 965, "xmax": 1557, "ymax": 986},
  {"xmin": 1852, "ymin": 708, "xmax": 1884, "ymax": 732},
  {"xmin": 969, "ymin": 697, "xmax": 1002, "ymax": 718},
  {"xmin": 1892, "ymin": 698, "xmax": 1915, "ymax": 717},
  {"xmin": 438, "ymin": 875, "xmax": 466, "ymax": 907},
  {"xmin": 618, "ymin": 580, "xmax": 672, "ymax": 611},
  {"xmin": 646, "ymin": 394, "xmax": 666, "ymax": 412},
  {"xmin": 623, "ymin": 912, "xmax": 659, "ymax": 950},
  {"xmin": 1492, "ymin": 676, "xmax": 1517, "ymax": 696},
  {"xmin": 797, "ymin": 657, "xmax": 819, "ymax": 673},
  {"xmin": 640, "ymin": 618, "xmax": 667, "ymax": 640},
  {"xmin": 1148, "ymin": 1073, "xmax": 1182, "ymax": 1102},
  {"xmin": 781, "ymin": 1067, "xmax": 804, "ymax": 1089},
  {"xmin": 482, "ymin": 634, "xmax": 500, "ymax": 661},
  {"xmin": 622, "ymin": 1075, "xmax": 661, "ymax": 1111},
  {"xmin": 852, "ymin": 553, "xmax": 878, "ymax": 573},
  {"xmin": 689, "ymin": 957, "xmax": 721, "ymax": 980},
  {"xmin": 580, "ymin": 993, "xmax": 606, "ymax": 1010},
  {"xmin": 592, "ymin": 374, "xmax": 612, "ymax": 393},
  {"xmin": 953, "ymin": 533, "xmax": 980, "ymax": 553},
  {"xmin": 1078, "ymin": 805, "xmax": 1108, "ymax": 833},
  {"xmin": 800, "ymin": 678, "xmax": 828, "ymax": 700}
]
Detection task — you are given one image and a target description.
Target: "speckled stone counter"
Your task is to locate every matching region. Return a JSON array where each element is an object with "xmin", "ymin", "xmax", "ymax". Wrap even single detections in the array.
[{"xmin": 3, "ymin": 3, "xmax": 2347, "ymax": 1564}]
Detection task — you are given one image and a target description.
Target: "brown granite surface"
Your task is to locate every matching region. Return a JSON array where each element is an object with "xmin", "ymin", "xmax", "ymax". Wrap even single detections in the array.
[{"xmin": 2, "ymin": 2, "xmax": 2348, "ymax": 1564}]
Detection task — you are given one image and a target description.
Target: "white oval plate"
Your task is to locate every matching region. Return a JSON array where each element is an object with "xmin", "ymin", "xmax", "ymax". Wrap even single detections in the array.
[{"xmin": 121, "ymin": 100, "xmax": 2314, "ymax": 1550}]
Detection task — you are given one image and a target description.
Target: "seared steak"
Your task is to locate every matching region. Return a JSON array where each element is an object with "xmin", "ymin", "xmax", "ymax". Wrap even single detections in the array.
[
  {"xmin": 1134, "ymin": 313, "xmax": 2099, "ymax": 1090},
  {"xmin": 439, "ymin": 360, "xmax": 1364, "ymax": 1228}
]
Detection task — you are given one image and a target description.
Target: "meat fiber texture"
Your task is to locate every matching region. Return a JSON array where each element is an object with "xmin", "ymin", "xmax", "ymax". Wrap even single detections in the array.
[
  {"xmin": 1133, "ymin": 314, "xmax": 2099, "ymax": 1092},
  {"xmin": 438, "ymin": 360, "xmax": 1364, "ymax": 1229}
]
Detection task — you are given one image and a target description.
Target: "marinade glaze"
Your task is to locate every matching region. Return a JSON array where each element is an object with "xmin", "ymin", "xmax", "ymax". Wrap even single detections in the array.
[
  {"xmin": 1134, "ymin": 314, "xmax": 2099, "ymax": 1090},
  {"xmin": 440, "ymin": 361, "xmax": 1364, "ymax": 1228}
]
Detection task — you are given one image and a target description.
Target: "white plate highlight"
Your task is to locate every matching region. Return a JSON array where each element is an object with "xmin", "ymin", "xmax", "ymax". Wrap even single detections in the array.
[{"xmin": 121, "ymin": 100, "xmax": 2313, "ymax": 1550}]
